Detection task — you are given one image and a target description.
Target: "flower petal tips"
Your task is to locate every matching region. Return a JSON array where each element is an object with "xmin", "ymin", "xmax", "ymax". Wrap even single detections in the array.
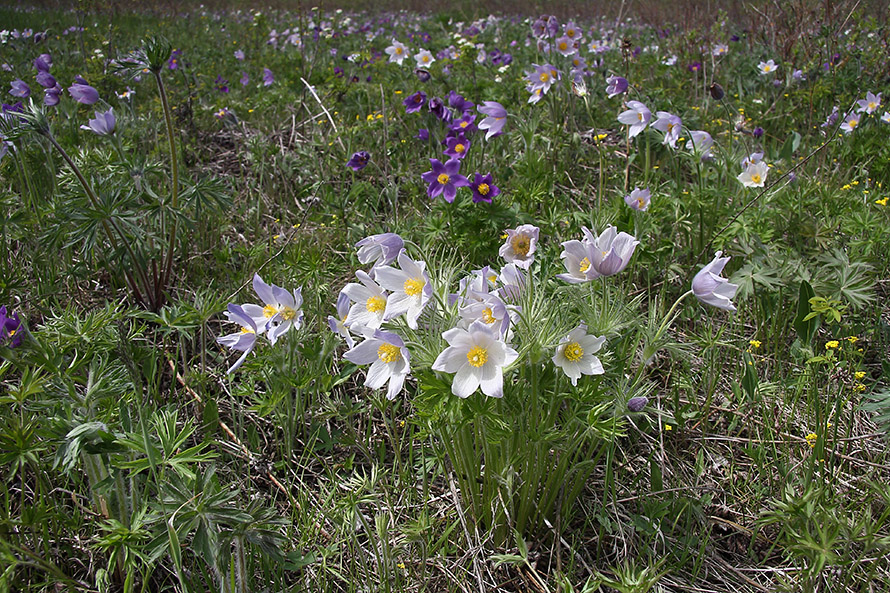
[{"xmin": 692, "ymin": 252, "xmax": 739, "ymax": 311}]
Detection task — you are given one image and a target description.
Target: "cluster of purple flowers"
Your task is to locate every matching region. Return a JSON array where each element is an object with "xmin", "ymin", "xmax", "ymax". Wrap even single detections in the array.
[{"xmin": 7, "ymin": 54, "xmax": 100, "ymax": 107}]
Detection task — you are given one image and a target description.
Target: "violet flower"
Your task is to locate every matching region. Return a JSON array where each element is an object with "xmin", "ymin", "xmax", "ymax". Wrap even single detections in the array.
[
  {"xmin": 0, "ymin": 305, "xmax": 23, "ymax": 348},
  {"xmin": 605, "ymin": 75, "xmax": 628, "ymax": 98},
  {"xmin": 36, "ymin": 71, "xmax": 56, "ymax": 89},
  {"xmin": 421, "ymin": 158, "xmax": 469, "ymax": 202},
  {"xmin": 44, "ymin": 86, "xmax": 61, "ymax": 106},
  {"xmin": 692, "ymin": 252, "xmax": 739, "ymax": 311},
  {"xmin": 355, "ymin": 233, "xmax": 404, "ymax": 268},
  {"xmin": 68, "ymin": 82, "xmax": 99, "ymax": 104},
  {"xmin": 80, "ymin": 108, "xmax": 116, "ymax": 136},
  {"xmin": 346, "ymin": 150, "xmax": 370, "ymax": 171},
  {"xmin": 477, "ymin": 101, "xmax": 506, "ymax": 140},
  {"xmin": 403, "ymin": 91, "xmax": 426, "ymax": 114},
  {"xmin": 624, "ymin": 187, "xmax": 651, "ymax": 211},
  {"xmin": 9, "ymin": 80, "xmax": 30, "ymax": 98},
  {"xmin": 263, "ymin": 68, "xmax": 274, "ymax": 86},
  {"xmin": 443, "ymin": 134, "xmax": 470, "ymax": 159},
  {"xmin": 470, "ymin": 172, "xmax": 499, "ymax": 203}
]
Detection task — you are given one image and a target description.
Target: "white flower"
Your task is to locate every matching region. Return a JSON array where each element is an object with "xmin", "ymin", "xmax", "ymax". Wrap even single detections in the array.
[
  {"xmin": 217, "ymin": 304, "xmax": 259, "ymax": 374},
  {"xmin": 552, "ymin": 324, "xmax": 605, "ymax": 386},
  {"xmin": 432, "ymin": 321, "xmax": 519, "ymax": 398},
  {"xmin": 737, "ymin": 161, "xmax": 769, "ymax": 188},
  {"xmin": 758, "ymin": 59, "xmax": 777, "ymax": 74},
  {"xmin": 625, "ymin": 187, "xmax": 651, "ymax": 211},
  {"xmin": 385, "ymin": 39, "xmax": 409, "ymax": 65},
  {"xmin": 344, "ymin": 330, "xmax": 411, "ymax": 400},
  {"xmin": 414, "ymin": 49, "xmax": 435, "ymax": 67},
  {"xmin": 498, "ymin": 224, "xmax": 539, "ymax": 269},
  {"xmin": 652, "ymin": 111, "xmax": 681, "ymax": 148},
  {"xmin": 557, "ymin": 239, "xmax": 595, "ymax": 284},
  {"xmin": 373, "ymin": 251, "xmax": 432, "ymax": 329},
  {"xmin": 693, "ymin": 252, "xmax": 739, "ymax": 311},
  {"xmin": 459, "ymin": 292, "xmax": 511, "ymax": 338},
  {"xmin": 840, "ymin": 114, "xmax": 860, "ymax": 134},
  {"xmin": 617, "ymin": 100, "xmax": 651, "ymax": 138},
  {"xmin": 240, "ymin": 273, "xmax": 303, "ymax": 344},
  {"xmin": 342, "ymin": 270, "xmax": 388, "ymax": 331}
]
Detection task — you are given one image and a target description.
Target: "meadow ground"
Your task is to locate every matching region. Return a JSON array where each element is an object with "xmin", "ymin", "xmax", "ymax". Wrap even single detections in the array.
[{"xmin": 0, "ymin": 1, "xmax": 889, "ymax": 592}]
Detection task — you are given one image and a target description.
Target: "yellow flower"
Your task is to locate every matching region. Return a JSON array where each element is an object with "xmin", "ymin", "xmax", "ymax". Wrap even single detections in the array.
[
  {"xmin": 853, "ymin": 383, "xmax": 866, "ymax": 393},
  {"xmin": 854, "ymin": 371, "xmax": 866, "ymax": 379},
  {"xmin": 825, "ymin": 340, "xmax": 840, "ymax": 349},
  {"xmin": 749, "ymin": 339, "xmax": 762, "ymax": 349},
  {"xmin": 805, "ymin": 433, "xmax": 818, "ymax": 448},
  {"xmin": 847, "ymin": 336, "xmax": 859, "ymax": 344},
  {"xmin": 875, "ymin": 197, "xmax": 888, "ymax": 206},
  {"xmin": 664, "ymin": 424, "xmax": 673, "ymax": 432}
]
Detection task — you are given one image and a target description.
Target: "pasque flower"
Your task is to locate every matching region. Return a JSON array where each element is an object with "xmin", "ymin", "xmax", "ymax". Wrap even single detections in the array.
[
  {"xmin": 421, "ymin": 158, "xmax": 469, "ymax": 202},
  {"xmin": 737, "ymin": 161, "xmax": 769, "ymax": 188},
  {"xmin": 327, "ymin": 291, "xmax": 355, "ymax": 348},
  {"xmin": 758, "ymin": 59, "xmax": 778, "ymax": 74},
  {"xmin": 693, "ymin": 252, "xmax": 739, "ymax": 311},
  {"xmin": 477, "ymin": 101, "xmax": 507, "ymax": 140},
  {"xmin": 840, "ymin": 113, "xmax": 860, "ymax": 134},
  {"xmin": 605, "ymin": 75, "xmax": 628, "ymax": 98},
  {"xmin": 444, "ymin": 134, "xmax": 471, "ymax": 159},
  {"xmin": 344, "ymin": 330, "xmax": 411, "ymax": 400},
  {"xmin": 469, "ymin": 172, "xmax": 499, "ymax": 203},
  {"xmin": 217, "ymin": 304, "xmax": 259, "ymax": 374},
  {"xmin": 857, "ymin": 91, "xmax": 882, "ymax": 114},
  {"xmin": 9, "ymin": 80, "xmax": 30, "ymax": 98},
  {"xmin": 403, "ymin": 91, "xmax": 427, "ymax": 114},
  {"xmin": 346, "ymin": 150, "xmax": 370, "ymax": 171},
  {"xmin": 617, "ymin": 100, "xmax": 651, "ymax": 138},
  {"xmin": 80, "ymin": 108, "xmax": 116, "ymax": 136},
  {"xmin": 355, "ymin": 233, "xmax": 404, "ymax": 268},
  {"xmin": 625, "ymin": 187, "xmax": 651, "ymax": 211},
  {"xmin": 432, "ymin": 320, "xmax": 519, "ymax": 399},
  {"xmin": 584, "ymin": 226, "xmax": 638, "ymax": 276},
  {"xmin": 552, "ymin": 324, "xmax": 606, "ymax": 386},
  {"xmin": 342, "ymin": 270, "xmax": 389, "ymax": 330},
  {"xmin": 499, "ymin": 224, "xmax": 539, "ymax": 269},
  {"xmin": 68, "ymin": 81, "xmax": 99, "ymax": 104},
  {"xmin": 557, "ymin": 238, "xmax": 595, "ymax": 284},
  {"xmin": 240, "ymin": 274, "xmax": 304, "ymax": 344},
  {"xmin": 385, "ymin": 39, "xmax": 410, "ymax": 65},
  {"xmin": 652, "ymin": 111, "xmax": 681, "ymax": 148},
  {"xmin": 374, "ymin": 251, "xmax": 433, "ymax": 329},
  {"xmin": 0, "ymin": 305, "xmax": 23, "ymax": 348}
]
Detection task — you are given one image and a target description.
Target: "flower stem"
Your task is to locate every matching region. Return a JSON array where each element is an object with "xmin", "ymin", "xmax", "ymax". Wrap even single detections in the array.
[{"xmin": 155, "ymin": 70, "xmax": 179, "ymax": 309}]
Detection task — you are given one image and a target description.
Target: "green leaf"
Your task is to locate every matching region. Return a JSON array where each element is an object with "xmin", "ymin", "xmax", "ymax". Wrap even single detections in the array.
[
  {"xmin": 794, "ymin": 280, "xmax": 817, "ymax": 345},
  {"xmin": 741, "ymin": 353, "xmax": 759, "ymax": 400}
]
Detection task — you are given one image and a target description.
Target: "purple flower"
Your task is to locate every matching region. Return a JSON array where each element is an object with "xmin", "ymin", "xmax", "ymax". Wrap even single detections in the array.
[
  {"xmin": 0, "ymin": 306, "xmax": 23, "ymax": 348},
  {"xmin": 625, "ymin": 187, "xmax": 650, "ymax": 211},
  {"xmin": 450, "ymin": 114, "xmax": 477, "ymax": 134},
  {"xmin": 263, "ymin": 68, "xmax": 274, "ymax": 86},
  {"xmin": 688, "ymin": 61, "xmax": 703, "ymax": 73},
  {"xmin": 693, "ymin": 252, "xmax": 739, "ymax": 311},
  {"xmin": 421, "ymin": 158, "xmax": 469, "ymax": 202},
  {"xmin": 167, "ymin": 49, "xmax": 182, "ymax": 70},
  {"xmin": 477, "ymin": 101, "xmax": 507, "ymax": 140},
  {"xmin": 583, "ymin": 226, "xmax": 639, "ymax": 276},
  {"xmin": 346, "ymin": 150, "xmax": 370, "ymax": 171},
  {"xmin": 355, "ymin": 233, "xmax": 404, "ymax": 268},
  {"xmin": 215, "ymin": 75, "xmax": 229, "ymax": 93},
  {"xmin": 605, "ymin": 75, "xmax": 628, "ymax": 98},
  {"xmin": 327, "ymin": 291, "xmax": 355, "ymax": 348},
  {"xmin": 234, "ymin": 49, "xmax": 245, "ymax": 61},
  {"xmin": 470, "ymin": 172, "xmax": 499, "ymax": 203},
  {"xmin": 44, "ymin": 86, "xmax": 61, "ymax": 106},
  {"xmin": 444, "ymin": 134, "xmax": 470, "ymax": 159},
  {"xmin": 36, "ymin": 71, "xmax": 56, "ymax": 89},
  {"xmin": 447, "ymin": 90, "xmax": 474, "ymax": 114},
  {"xmin": 627, "ymin": 396, "xmax": 648, "ymax": 412},
  {"xmin": 240, "ymin": 71, "xmax": 249, "ymax": 86},
  {"xmin": 33, "ymin": 54, "xmax": 52, "ymax": 72},
  {"xmin": 403, "ymin": 91, "xmax": 426, "ymax": 114},
  {"xmin": 80, "ymin": 108, "xmax": 116, "ymax": 136},
  {"xmin": 428, "ymin": 97, "xmax": 452, "ymax": 122},
  {"xmin": 415, "ymin": 128, "xmax": 430, "ymax": 141},
  {"xmin": 68, "ymin": 82, "xmax": 99, "ymax": 104},
  {"xmin": 9, "ymin": 80, "xmax": 30, "ymax": 99},
  {"xmin": 752, "ymin": 126, "xmax": 764, "ymax": 138}
]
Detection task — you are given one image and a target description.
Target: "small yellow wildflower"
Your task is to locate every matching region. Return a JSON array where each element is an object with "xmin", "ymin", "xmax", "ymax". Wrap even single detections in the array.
[
  {"xmin": 664, "ymin": 424, "xmax": 673, "ymax": 432},
  {"xmin": 847, "ymin": 336, "xmax": 859, "ymax": 344},
  {"xmin": 876, "ymin": 197, "xmax": 889, "ymax": 206},
  {"xmin": 749, "ymin": 339, "xmax": 762, "ymax": 349},
  {"xmin": 853, "ymin": 383, "xmax": 866, "ymax": 393},
  {"xmin": 854, "ymin": 371, "xmax": 866, "ymax": 379},
  {"xmin": 825, "ymin": 340, "xmax": 840, "ymax": 350},
  {"xmin": 805, "ymin": 433, "xmax": 818, "ymax": 448}
]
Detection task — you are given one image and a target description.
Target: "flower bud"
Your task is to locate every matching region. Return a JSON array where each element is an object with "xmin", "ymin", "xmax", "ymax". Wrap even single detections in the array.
[{"xmin": 709, "ymin": 82, "xmax": 725, "ymax": 100}]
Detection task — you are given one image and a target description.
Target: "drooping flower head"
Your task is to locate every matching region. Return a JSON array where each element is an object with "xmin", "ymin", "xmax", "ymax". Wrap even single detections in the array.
[
  {"xmin": 432, "ymin": 320, "xmax": 519, "ymax": 399},
  {"xmin": 344, "ymin": 329, "xmax": 411, "ymax": 400},
  {"xmin": 605, "ymin": 75, "xmax": 628, "ymax": 98},
  {"xmin": 685, "ymin": 130, "xmax": 714, "ymax": 160},
  {"xmin": 692, "ymin": 251, "xmax": 739, "ymax": 311},
  {"xmin": 477, "ymin": 101, "xmax": 507, "ymax": 140},
  {"xmin": 68, "ymin": 80, "xmax": 99, "ymax": 104},
  {"xmin": 498, "ymin": 224, "xmax": 539, "ymax": 270},
  {"xmin": 80, "ymin": 108, "xmax": 116, "ymax": 136},
  {"xmin": 552, "ymin": 324, "xmax": 606, "ymax": 386},
  {"xmin": 263, "ymin": 67, "xmax": 274, "ymax": 86},
  {"xmin": 217, "ymin": 304, "xmax": 259, "ymax": 374},
  {"xmin": 346, "ymin": 150, "xmax": 371, "ymax": 171},
  {"xmin": 421, "ymin": 158, "xmax": 470, "ymax": 202},
  {"xmin": 355, "ymin": 233, "xmax": 404, "ymax": 269}
]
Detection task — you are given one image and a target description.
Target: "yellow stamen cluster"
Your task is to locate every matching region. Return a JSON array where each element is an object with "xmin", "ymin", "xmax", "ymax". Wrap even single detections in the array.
[
  {"xmin": 279, "ymin": 306, "xmax": 297, "ymax": 321},
  {"xmin": 437, "ymin": 173, "xmax": 450, "ymax": 185},
  {"xmin": 366, "ymin": 296, "xmax": 386, "ymax": 313},
  {"xmin": 579, "ymin": 257, "xmax": 591, "ymax": 273},
  {"xmin": 466, "ymin": 345, "xmax": 488, "ymax": 367},
  {"xmin": 263, "ymin": 305, "xmax": 278, "ymax": 318},
  {"xmin": 404, "ymin": 278, "xmax": 424, "ymax": 297},
  {"xmin": 481, "ymin": 307, "xmax": 496, "ymax": 324},
  {"xmin": 477, "ymin": 183, "xmax": 490, "ymax": 196},
  {"xmin": 511, "ymin": 235, "xmax": 531, "ymax": 257},
  {"xmin": 563, "ymin": 342, "xmax": 584, "ymax": 362},
  {"xmin": 750, "ymin": 174, "xmax": 762, "ymax": 184},
  {"xmin": 454, "ymin": 143, "xmax": 465, "ymax": 153},
  {"xmin": 805, "ymin": 433, "xmax": 817, "ymax": 448},
  {"xmin": 377, "ymin": 343, "xmax": 401, "ymax": 363}
]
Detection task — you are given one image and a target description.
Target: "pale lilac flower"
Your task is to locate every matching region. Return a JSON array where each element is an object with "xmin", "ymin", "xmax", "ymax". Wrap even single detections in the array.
[
  {"xmin": 234, "ymin": 49, "xmax": 245, "ymax": 60},
  {"xmin": 217, "ymin": 304, "xmax": 258, "ymax": 374},
  {"xmin": 450, "ymin": 266, "xmax": 498, "ymax": 307},
  {"xmin": 80, "ymin": 108, "xmax": 116, "ymax": 136},
  {"xmin": 342, "ymin": 270, "xmax": 388, "ymax": 330},
  {"xmin": 792, "ymin": 69, "xmax": 806, "ymax": 82},
  {"xmin": 459, "ymin": 292, "xmax": 510, "ymax": 338},
  {"xmin": 355, "ymin": 233, "xmax": 404, "ymax": 268},
  {"xmin": 414, "ymin": 49, "xmax": 435, "ymax": 67},
  {"xmin": 554, "ymin": 36, "xmax": 576, "ymax": 56},
  {"xmin": 374, "ymin": 251, "xmax": 433, "ymax": 329},
  {"xmin": 758, "ymin": 59, "xmax": 777, "ymax": 75},
  {"xmin": 385, "ymin": 39, "xmax": 409, "ymax": 65},
  {"xmin": 882, "ymin": 112, "xmax": 890, "ymax": 124},
  {"xmin": 840, "ymin": 113, "xmax": 860, "ymax": 134},
  {"xmin": 327, "ymin": 291, "xmax": 355, "ymax": 348},
  {"xmin": 617, "ymin": 100, "xmax": 651, "ymax": 138},
  {"xmin": 499, "ymin": 224, "xmax": 539, "ymax": 270},
  {"xmin": 625, "ymin": 187, "xmax": 651, "ymax": 211},
  {"xmin": 497, "ymin": 263, "xmax": 526, "ymax": 303},
  {"xmin": 557, "ymin": 238, "xmax": 596, "ymax": 284},
  {"xmin": 552, "ymin": 324, "xmax": 605, "ymax": 386},
  {"xmin": 693, "ymin": 251, "xmax": 739, "ymax": 311},
  {"xmin": 685, "ymin": 130, "xmax": 714, "ymax": 160},
  {"xmin": 240, "ymin": 274, "xmax": 304, "ymax": 344},
  {"xmin": 741, "ymin": 152, "xmax": 764, "ymax": 167},
  {"xmin": 477, "ymin": 101, "xmax": 507, "ymax": 140},
  {"xmin": 857, "ymin": 92, "xmax": 882, "ymax": 115},
  {"xmin": 652, "ymin": 111, "xmax": 681, "ymax": 147},
  {"xmin": 344, "ymin": 330, "xmax": 411, "ymax": 400},
  {"xmin": 662, "ymin": 55, "xmax": 678, "ymax": 66},
  {"xmin": 9, "ymin": 80, "xmax": 30, "ymax": 98},
  {"xmin": 68, "ymin": 82, "xmax": 99, "ymax": 104},
  {"xmin": 605, "ymin": 75, "xmax": 628, "ymax": 98},
  {"xmin": 432, "ymin": 320, "xmax": 519, "ymax": 399},
  {"xmin": 584, "ymin": 226, "xmax": 638, "ymax": 276},
  {"xmin": 263, "ymin": 68, "xmax": 274, "ymax": 86},
  {"xmin": 712, "ymin": 44, "xmax": 728, "ymax": 57}
]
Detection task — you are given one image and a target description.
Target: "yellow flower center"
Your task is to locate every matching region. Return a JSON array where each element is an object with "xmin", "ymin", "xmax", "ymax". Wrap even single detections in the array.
[
  {"xmin": 366, "ymin": 296, "xmax": 386, "ymax": 313},
  {"xmin": 564, "ymin": 342, "xmax": 584, "ymax": 362},
  {"xmin": 240, "ymin": 327, "xmax": 255, "ymax": 334},
  {"xmin": 404, "ymin": 277, "xmax": 424, "ymax": 297},
  {"xmin": 579, "ymin": 257, "xmax": 591, "ymax": 273},
  {"xmin": 454, "ymin": 143, "xmax": 465, "ymax": 153},
  {"xmin": 637, "ymin": 112, "xmax": 643, "ymax": 121},
  {"xmin": 869, "ymin": 102, "xmax": 877, "ymax": 110},
  {"xmin": 377, "ymin": 343, "xmax": 401, "ymax": 363},
  {"xmin": 263, "ymin": 305, "xmax": 278, "ymax": 318},
  {"xmin": 539, "ymin": 72, "xmax": 550, "ymax": 82},
  {"xmin": 422, "ymin": 55, "xmax": 430, "ymax": 63},
  {"xmin": 849, "ymin": 119, "xmax": 858, "ymax": 128},
  {"xmin": 559, "ymin": 42, "xmax": 568, "ymax": 50},
  {"xmin": 637, "ymin": 198, "xmax": 646, "ymax": 209},
  {"xmin": 511, "ymin": 235, "xmax": 531, "ymax": 256},
  {"xmin": 751, "ymin": 174, "xmax": 762, "ymax": 184},
  {"xmin": 437, "ymin": 173, "xmax": 450, "ymax": 185},
  {"xmin": 395, "ymin": 47, "xmax": 402, "ymax": 55},
  {"xmin": 487, "ymin": 274, "xmax": 497, "ymax": 285},
  {"xmin": 481, "ymin": 307, "xmax": 496, "ymax": 324},
  {"xmin": 466, "ymin": 345, "xmax": 488, "ymax": 367},
  {"xmin": 279, "ymin": 306, "xmax": 297, "ymax": 321},
  {"xmin": 567, "ymin": 29, "xmax": 575, "ymax": 36},
  {"xmin": 460, "ymin": 121, "xmax": 468, "ymax": 128},
  {"xmin": 477, "ymin": 183, "xmax": 490, "ymax": 195}
]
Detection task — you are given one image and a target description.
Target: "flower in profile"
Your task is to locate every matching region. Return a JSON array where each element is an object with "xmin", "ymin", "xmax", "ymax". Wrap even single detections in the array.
[
  {"xmin": 617, "ymin": 100, "xmax": 651, "ymax": 138},
  {"xmin": 415, "ymin": 128, "xmax": 430, "ymax": 141},
  {"xmin": 344, "ymin": 330, "xmax": 411, "ymax": 400},
  {"xmin": 403, "ymin": 90, "xmax": 427, "ymax": 114},
  {"xmin": 327, "ymin": 291, "xmax": 355, "ymax": 348},
  {"xmin": 346, "ymin": 150, "xmax": 370, "ymax": 171},
  {"xmin": 0, "ymin": 305, "xmax": 23, "ymax": 348},
  {"xmin": 738, "ymin": 161, "xmax": 768, "ymax": 188},
  {"xmin": 342, "ymin": 270, "xmax": 389, "ymax": 330},
  {"xmin": 241, "ymin": 274, "xmax": 304, "ymax": 344},
  {"xmin": 414, "ymin": 49, "xmax": 435, "ymax": 67},
  {"xmin": 652, "ymin": 111, "xmax": 681, "ymax": 147},
  {"xmin": 9, "ymin": 80, "xmax": 31, "ymax": 98},
  {"xmin": 80, "ymin": 108, "xmax": 116, "ymax": 136},
  {"xmin": 477, "ymin": 101, "xmax": 507, "ymax": 140},
  {"xmin": 499, "ymin": 224, "xmax": 539, "ymax": 269},
  {"xmin": 557, "ymin": 237, "xmax": 596, "ymax": 284},
  {"xmin": 469, "ymin": 172, "xmax": 499, "ymax": 203},
  {"xmin": 421, "ymin": 158, "xmax": 469, "ymax": 202},
  {"xmin": 752, "ymin": 126, "xmax": 764, "ymax": 138},
  {"xmin": 36, "ymin": 71, "xmax": 56, "ymax": 89},
  {"xmin": 693, "ymin": 251, "xmax": 739, "ymax": 311},
  {"xmin": 585, "ymin": 226, "xmax": 639, "ymax": 276},
  {"xmin": 432, "ymin": 320, "xmax": 519, "ymax": 398},
  {"xmin": 217, "ymin": 304, "xmax": 259, "ymax": 374},
  {"xmin": 385, "ymin": 39, "xmax": 410, "ymax": 65},
  {"xmin": 758, "ymin": 59, "xmax": 777, "ymax": 74},
  {"xmin": 685, "ymin": 130, "xmax": 714, "ymax": 160},
  {"xmin": 44, "ymin": 85, "xmax": 62, "ymax": 106},
  {"xmin": 448, "ymin": 91, "xmax": 475, "ymax": 114},
  {"xmin": 857, "ymin": 91, "xmax": 881, "ymax": 115},
  {"xmin": 33, "ymin": 54, "xmax": 52, "ymax": 72},
  {"xmin": 497, "ymin": 263, "xmax": 526, "ymax": 303},
  {"xmin": 605, "ymin": 75, "xmax": 628, "ymax": 98},
  {"xmin": 552, "ymin": 324, "xmax": 605, "ymax": 386},
  {"xmin": 625, "ymin": 187, "xmax": 651, "ymax": 211},
  {"xmin": 68, "ymin": 81, "xmax": 99, "ymax": 104},
  {"xmin": 263, "ymin": 68, "xmax": 274, "ymax": 86},
  {"xmin": 882, "ymin": 112, "xmax": 890, "ymax": 124},
  {"xmin": 356, "ymin": 233, "xmax": 404, "ymax": 268},
  {"xmin": 792, "ymin": 69, "xmax": 806, "ymax": 82},
  {"xmin": 428, "ymin": 97, "xmax": 451, "ymax": 121},
  {"xmin": 444, "ymin": 134, "xmax": 471, "ymax": 159},
  {"xmin": 374, "ymin": 251, "xmax": 433, "ymax": 329}
]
